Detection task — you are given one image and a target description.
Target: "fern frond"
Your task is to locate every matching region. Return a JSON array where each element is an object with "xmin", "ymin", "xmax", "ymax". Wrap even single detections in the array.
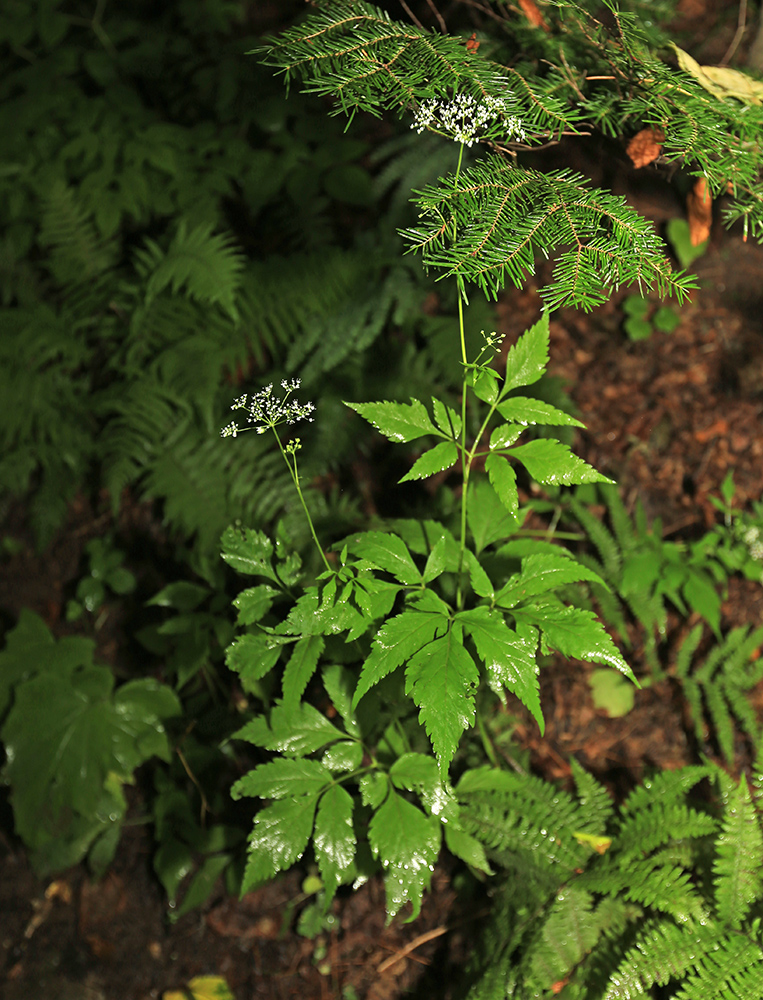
[
  {"xmin": 713, "ymin": 774, "xmax": 763, "ymax": 929},
  {"xmin": 133, "ymin": 220, "xmax": 245, "ymax": 320},
  {"xmin": 571, "ymin": 755, "xmax": 615, "ymax": 833},
  {"xmin": 39, "ymin": 181, "xmax": 117, "ymax": 286}
]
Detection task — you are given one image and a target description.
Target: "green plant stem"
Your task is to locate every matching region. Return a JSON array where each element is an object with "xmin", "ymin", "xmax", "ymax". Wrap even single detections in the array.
[{"xmin": 271, "ymin": 428, "xmax": 332, "ymax": 574}]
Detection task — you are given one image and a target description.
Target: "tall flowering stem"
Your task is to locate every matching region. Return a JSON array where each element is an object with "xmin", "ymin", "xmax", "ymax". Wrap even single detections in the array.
[
  {"xmin": 221, "ymin": 380, "xmax": 331, "ymax": 572},
  {"xmin": 410, "ymin": 92, "xmax": 526, "ymax": 608}
]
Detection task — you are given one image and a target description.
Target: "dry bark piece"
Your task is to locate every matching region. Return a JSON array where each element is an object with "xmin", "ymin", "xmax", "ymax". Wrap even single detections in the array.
[
  {"xmin": 626, "ymin": 127, "xmax": 665, "ymax": 168},
  {"xmin": 687, "ymin": 176, "xmax": 712, "ymax": 246}
]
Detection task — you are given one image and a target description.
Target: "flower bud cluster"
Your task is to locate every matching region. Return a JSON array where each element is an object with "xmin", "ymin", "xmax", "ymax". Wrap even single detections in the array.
[
  {"xmin": 221, "ymin": 379, "xmax": 315, "ymax": 438},
  {"xmin": 411, "ymin": 92, "xmax": 526, "ymax": 147}
]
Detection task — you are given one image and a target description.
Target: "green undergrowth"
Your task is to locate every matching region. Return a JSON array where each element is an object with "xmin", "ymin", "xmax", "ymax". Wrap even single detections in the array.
[{"xmin": 3, "ymin": 1, "xmax": 763, "ymax": 997}]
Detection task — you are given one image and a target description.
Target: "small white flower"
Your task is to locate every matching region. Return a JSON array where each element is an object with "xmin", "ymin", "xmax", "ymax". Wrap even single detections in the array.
[
  {"xmin": 221, "ymin": 381, "xmax": 314, "ymax": 439},
  {"xmin": 411, "ymin": 91, "xmax": 526, "ymax": 147}
]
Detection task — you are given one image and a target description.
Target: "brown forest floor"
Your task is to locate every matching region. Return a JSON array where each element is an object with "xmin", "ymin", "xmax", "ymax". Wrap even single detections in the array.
[{"xmin": 3, "ymin": 3, "xmax": 763, "ymax": 999}]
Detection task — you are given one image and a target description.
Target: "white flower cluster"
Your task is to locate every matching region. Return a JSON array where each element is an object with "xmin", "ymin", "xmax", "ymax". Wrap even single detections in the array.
[
  {"xmin": 742, "ymin": 525, "xmax": 763, "ymax": 562},
  {"xmin": 221, "ymin": 379, "xmax": 315, "ymax": 438},
  {"xmin": 411, "ymin": 92, "xmax": 526, "ymax": 147}
]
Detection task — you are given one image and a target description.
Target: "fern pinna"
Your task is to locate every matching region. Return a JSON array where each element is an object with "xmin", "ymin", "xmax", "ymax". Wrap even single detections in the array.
[{"xmin": 458, "ymin": 760, "xmax": 763, "ymax": 999}]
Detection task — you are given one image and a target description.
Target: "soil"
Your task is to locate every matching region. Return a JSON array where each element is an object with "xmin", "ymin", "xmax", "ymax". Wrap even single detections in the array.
[{"xmin": 3, "ymin": 2, "xmax": 763, "ymax": 999}]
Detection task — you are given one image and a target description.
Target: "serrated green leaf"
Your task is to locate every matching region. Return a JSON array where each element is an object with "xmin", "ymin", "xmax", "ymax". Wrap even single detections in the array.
[
  {"xmin": 489, "ymin": 423, "xmax": 523, "ymax": 450},
  {"xmin": 458, "ymin": 607, "xmax": 542, "ymax": 727},
  {"xmin": 233, "ymin": 585, "xmax": 278, "ymax": 625},
  {"xmin": 496, "ymin": 396, "xmax": 584, "ymax": 428},
  {"xmin": 494, "ymin": 552, "xmax": 607, "ymax": 608},
  {"xmin": 225, "ymin": 632, "xmax": 287, "ymax": 691},
  {"xmin": 353, "ymin": 606, "xmax": 449, "ymax": 707},
  {"xmin": 399, "ymin": 440, "xmax": 458, "ymax": 483},
  {"xmin": 467, "ymin": 477, "xmax": 520, "ymax": 553},
  {"xmin": 463, "ymin": 549, "xmax": 494, "ymax": 598},
  {"xmin": 240, "ymin": 796, "xmax": 318, "ymax": 893},
  {"xmin": 275, "ymin": 588, "xmax": 365, "ymax": 638},
  {"xmin": 231, "ymin": 758, "xmax": 332, "ymax": 801},
  {"xmin": 234, "ymin": 701, "xmax": 345, "ymax": 757},
  {"xmin": 432, "ymin": 397, "xmax": 461, "ymax": 437},
  {"xmin": 314, "ymin": 784, "xmax": 356, "ymax": 901},
  {"xmin": 345, "ymin": 398, "xmax": 437, "ymax": 442},
  {"xmin": 514, "ymin": 604, "xmax": 637, "ymax": 682},
  {"xmin": 510, "ymin": 438, "xmax": 613, "ymax": 486},
  {"xmin": 359, "ymin": 771, "xmax": 389, "ymax": 810},
  {"xmin": 322, "ymin": 663, "xmax": 360, "ymax": 737},
  {"xmin": 390, "ymin": 752, "xmax": 458, "ymax": 820},
  {"xmin": 282, "ymin": 634, "xmax": 325, "ymax": 705},
  {"xmin": 368, "ymin": 790, "xmax": 440, "ymax": 919},
  {"xmin": 405, "ymin": 625, "xmax": 479, "ymax": 775},
  {"xmin": 501, "ymin": 313, "xmax": 550, "ymax": 395},
  {"xmin": 485, "ymin": 452, "xmax": 519, "ymax": 520},
  {"xmin": 220, "ymin": 526, "xmax": 278, "ymax": 582},
  {"xmin": 423, "ymin": 536, "xmax": 448, "ymax": 583},
  {"xmin": 321, "ymin": 740, "xmax": 363, "ymax": 772},
  {"xmin": 344, "ymin": 531, "xmax": 422, "ymax": 585}
]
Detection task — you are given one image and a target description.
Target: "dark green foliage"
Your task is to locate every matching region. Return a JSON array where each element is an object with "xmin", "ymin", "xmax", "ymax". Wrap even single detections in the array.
[
  {"xmin": 0, "ymin": 610, "xmax": 181, "ymax": 876},
  {"xmin": 460, "ymin": 760, "xmax": 763, "ymax": 998},
  {"xmin": 675, "ymin": 624, "xmax": 763, "ymax": 766}
]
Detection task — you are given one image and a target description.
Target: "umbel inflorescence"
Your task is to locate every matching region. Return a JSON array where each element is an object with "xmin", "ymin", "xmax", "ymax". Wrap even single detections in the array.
[
  {"xmin": 411, "ymin": 92, "xmax": 526, "ymax": 147},
  {"xmin": 220, "ymin": 379, "xmax": 315, "ymax": 438}
]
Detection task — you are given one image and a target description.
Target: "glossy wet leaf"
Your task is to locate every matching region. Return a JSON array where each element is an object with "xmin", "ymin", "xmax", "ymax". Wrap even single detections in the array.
[
  {"xmin": 368, "ymin": 789, "xmax": 441, "ymax": 919},
  {"xmin": 502, "ymin": 312, "xmax": 550, "ymax": 394},
  {"xmin": 240, "ymin": 795, "xmax": 319, "ymax": 893},
  {"xmin": 234, "ymin": 701, "xmax": 345, "ymax": 756},
  {"xmin": 399, "ymin": 440, "xmax": 458, "ymax": 483},
  {"xmin": 496, "ymin": 396, "xmax": 583, "ymax": 427},
  {"xmin": 220, "ymin": 526, "xmax": 278, "ymax": 582},
  {"xmin": 345, "ymin": 398, "xmax": 436, "ymax": 442},
  {"xmin": 231, "ymin": 758, "xmax": 332, "ymax": 800},
  {"xmin": 233, "ymin": 584, "xmax": 278, "ymax": 625},
  {"xmin": 353, "ymin": 604, "xmax": 449, "ymax": 707},
  {"xmin": 314, "ymin": 783, "xmax": 356, "ymax": 900},
  {"xmin": 514, "ymin": 604, "xmax": 637, "ymax": 683},
  {"xmin": 485, "ymin": 452, "xmax": 519, "ymax": 519},
  {"xmin": 282, "ymin": 634, "xmax": 325, "ymax": 705},
  {"xmin": 458, "ymin": 606, "xmax": 542, "ymax": 727},
  {"xmin": 510, "ymin": 438, "xmax": 613, "ymax": 486},
  {"xmin": 344, "ymin": 531, "xmax": 422, "ymax": 585},
  {"xmin": 225, "ymin": 631, "xmax": 286, "ymax": 690},
  {"xmin": 495, "ymin": 552, "xmax": 607, "ymax": 608},
  {"xmin": 467, "ymin": 477, "xmax": 520, "ymax": 553},
  {"xmin": 405, "ymin": 626, "xmax": 479, "ymax": 775}
]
